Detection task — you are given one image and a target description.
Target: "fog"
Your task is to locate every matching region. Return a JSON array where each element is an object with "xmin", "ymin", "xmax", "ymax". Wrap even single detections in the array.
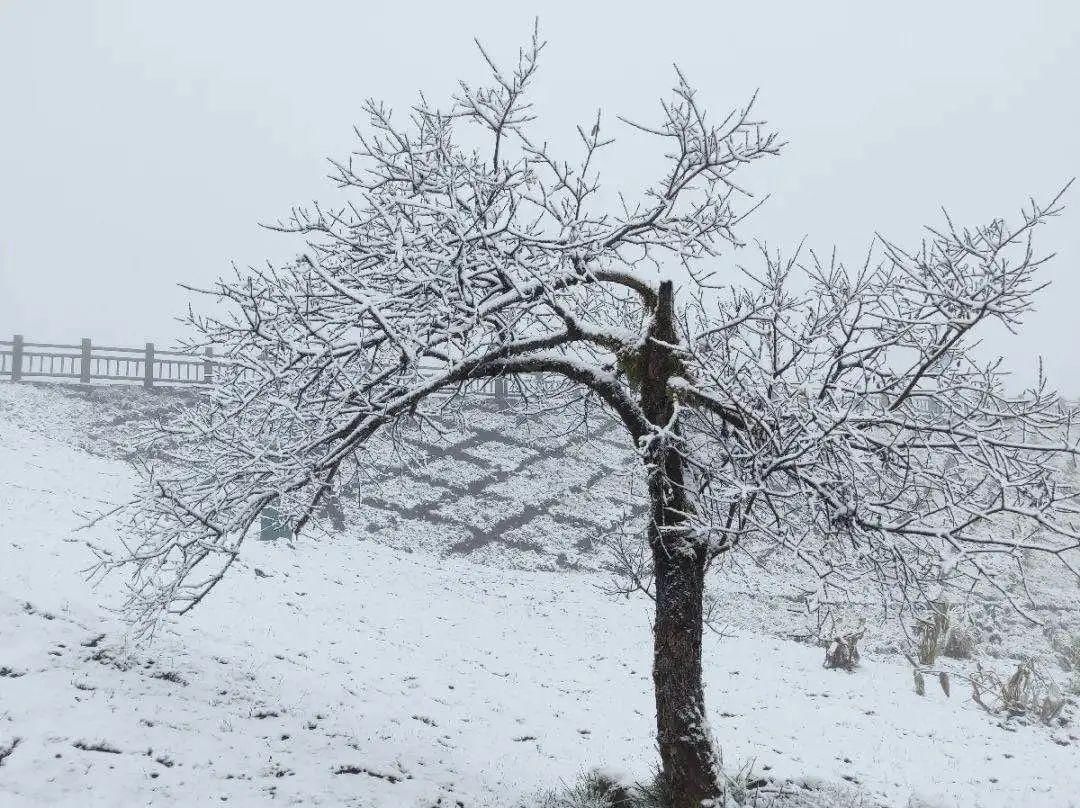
[{"xmin": 1, "ymin": 1, "xmax": 1077, "ymax": 391}]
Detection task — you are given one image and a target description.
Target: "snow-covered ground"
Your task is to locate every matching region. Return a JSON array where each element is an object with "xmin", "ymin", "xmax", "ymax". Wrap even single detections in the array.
[{"xmin": 1, "ymin": 382, "xmax": 1078, "ymax": 807}]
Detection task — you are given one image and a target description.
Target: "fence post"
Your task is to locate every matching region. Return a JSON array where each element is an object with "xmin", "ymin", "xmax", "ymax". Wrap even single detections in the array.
[
  {"xmin": 203, "ymin": 346, "xmax": 214, "ymax": 384},
  {"xmin": 80, "ymin": 338, "xmax": 92, "ymax": 384},
  {"xmin": 11, "ymin": 334, "xmax": 23, "ymax": 381},
  {"xmin": 493, "ymin": 376, "xmax": 508, "ymax": 409},
  {"xmin": 144, "ymin": 342, "xmax": 155, "ymax": 388}
]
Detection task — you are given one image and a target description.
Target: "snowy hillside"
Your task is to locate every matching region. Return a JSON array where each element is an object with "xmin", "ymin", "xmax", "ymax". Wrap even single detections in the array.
[{"xmin": 1, "ymin": 382, "xmax": 1079, "ymax": 807}]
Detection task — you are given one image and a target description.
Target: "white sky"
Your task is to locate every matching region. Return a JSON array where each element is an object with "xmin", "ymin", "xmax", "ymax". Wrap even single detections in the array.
[{"xmin": 1, "ymin": 1, "xmax": 1077, "ymax": 392}]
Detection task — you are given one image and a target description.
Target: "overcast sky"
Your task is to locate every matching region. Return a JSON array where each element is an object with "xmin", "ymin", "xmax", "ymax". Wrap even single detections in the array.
[{"xmin": 1, "ymin": 1, "xmax": 1077, "ymax": 392}]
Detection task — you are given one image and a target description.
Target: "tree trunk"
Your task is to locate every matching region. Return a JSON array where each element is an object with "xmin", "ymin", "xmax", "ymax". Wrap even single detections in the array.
[
  {"xmin": 652, "ymin": 523, "xmax": 718, "ymax": 807},
  {"xmin": 640, "ymin": 280, "xmax": 722, "ymax": 808}
]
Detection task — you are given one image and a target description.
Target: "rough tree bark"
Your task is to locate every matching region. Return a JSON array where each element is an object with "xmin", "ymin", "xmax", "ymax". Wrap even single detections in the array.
[{"xmin": 640, "ymin": 280, "xmax": 722, "ymax": 807}]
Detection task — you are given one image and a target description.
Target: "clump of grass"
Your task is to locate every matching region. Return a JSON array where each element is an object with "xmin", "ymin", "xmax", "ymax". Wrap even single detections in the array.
[
  {"xmin": 529, "ymin": 762, "xmax": 771, "ymax": 808},
  {"xmin": 532, "ymin": 768, "xmax": 633, "ymax": 808},
  {"xmin": 629, "ymin": 769, "xmax": 672, "ymax": 808},
  {"xmin": 0, "ymin": 737, "xmax": 21, "ymax": 767}
]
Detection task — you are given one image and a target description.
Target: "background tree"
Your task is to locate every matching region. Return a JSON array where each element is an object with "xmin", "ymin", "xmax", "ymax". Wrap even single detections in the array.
[{"xmin": 104, "ymin": 31, "xmax": 1079, "ymax": 808}]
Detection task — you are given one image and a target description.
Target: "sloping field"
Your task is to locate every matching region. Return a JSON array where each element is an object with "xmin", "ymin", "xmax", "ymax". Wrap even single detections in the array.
[{"xmin": 1, "ymin": 382, "xmax": 1078, "ymax": 807}]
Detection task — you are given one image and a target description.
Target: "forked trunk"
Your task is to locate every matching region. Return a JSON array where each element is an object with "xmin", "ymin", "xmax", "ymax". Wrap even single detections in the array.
[{"xmin": 640, "ymin": 280, "xmax": 722, "ymax": 808}]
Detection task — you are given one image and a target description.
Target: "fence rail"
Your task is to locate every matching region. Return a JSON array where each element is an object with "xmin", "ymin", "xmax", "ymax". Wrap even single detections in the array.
[
  {"xmin": 0, "ymin": 334, "xmax": 511, "ymax": 401},
  {"xmin": 1, "ymin": 335, "xmax": 214, "ymax": 388}
]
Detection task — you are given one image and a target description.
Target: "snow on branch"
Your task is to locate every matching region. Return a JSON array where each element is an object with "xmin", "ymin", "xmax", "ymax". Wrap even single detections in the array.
[
  {"xmin": 97, "ymin": 31, "xmax": 781, "ymax": 631},
  {"xmin": 671, "ymin": 189, "xmax": 1079, "ymax": 620},
  {"xmin": 97, "ymin": 31, "xmax": 1077, "ymax": 637}
]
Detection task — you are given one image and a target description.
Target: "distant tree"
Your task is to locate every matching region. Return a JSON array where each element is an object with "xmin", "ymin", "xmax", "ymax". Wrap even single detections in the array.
[{"xmin": 106, "ymin": 30, "xmax": 1078, "ymax": 808}]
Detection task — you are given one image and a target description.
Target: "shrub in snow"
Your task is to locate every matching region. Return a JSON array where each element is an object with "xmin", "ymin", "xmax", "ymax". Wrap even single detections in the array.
[
  {"xmin": 914, "ymin": 600, "xmax": 977, "ymax": 665},
  {"xmin": 1050, "ymin": 630, "xmax": 1080, "ymax": 673},
  {"xmin": 969, "ymin": 660, "xmax": 1067, "ymax": 723},
  {"xmin": 907, "ymin": 601, "xmax": 976, "ymax": 699},
  {"xmin": 912, "ymin": 669, "xmax": 926, "ymax": 696},
  {"xmin": 940, "ymin": 625, "xmax": 976, "ymax": 661},
  {"xmin": 1035, "ymin": 627, "xmax": 1080, "ymax": 696},
  {"xmin": 823, "ymin": 621, "xmax": 865, "ymax": 671},
  {"xmin": 914, "ymin": 601, "xmax": 947, "ymax": 668}
]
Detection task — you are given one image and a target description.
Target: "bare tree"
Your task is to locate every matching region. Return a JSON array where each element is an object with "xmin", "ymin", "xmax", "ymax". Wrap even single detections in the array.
[{"xmin": 102, "ymin": 30, "xmax": 1079, "ymax": 808}]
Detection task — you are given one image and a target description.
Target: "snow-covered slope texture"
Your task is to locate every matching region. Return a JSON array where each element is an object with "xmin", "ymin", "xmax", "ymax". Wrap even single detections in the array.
[
  {"xmin": 16, "ymin": 382, "xmax": 647, "ymax": 572},
  {"xmin": 1, "ymin": 381, "xmax": 1078, "ymax": 807}
]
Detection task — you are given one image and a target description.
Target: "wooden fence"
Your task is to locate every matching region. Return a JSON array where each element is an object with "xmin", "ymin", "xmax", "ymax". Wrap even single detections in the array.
[{"xmin": 0, "ymin": 334, "xmax": 511, "ymax": 400}]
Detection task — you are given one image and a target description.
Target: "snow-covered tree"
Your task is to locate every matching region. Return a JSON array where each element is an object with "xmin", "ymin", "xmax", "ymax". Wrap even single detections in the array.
[{"xmin": 105, "ymin": 31, "xmax": 1078, "ymax": 807}]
